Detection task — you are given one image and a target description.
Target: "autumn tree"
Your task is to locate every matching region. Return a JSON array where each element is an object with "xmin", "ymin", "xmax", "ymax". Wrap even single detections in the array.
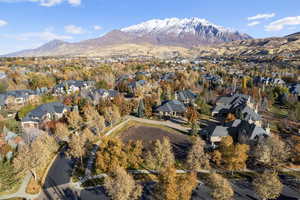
[
  {"xmin": 207, "ymin": 173, "xmax": 234, "ymax": 200},
  {"xmin": 145, "ymin": 137, "xmax": 175, "ymax": 171},
  {"xmin": 185, "ymin": 106, "xmax": 200, "ymax": 124},
  {"xmin": 104, "ymin": 166, "xmax": 142, "ymax": 200},
  {"xmin": 290, "ymin": 135, "xmax": 300, "ymax": 163},
  {"xmin": 82, "ymin": 104, "xmax": 105, "ymax": 133},
  {"xmin": 186, "ymin": 137, "xmax": 210, "ymax": 170},
  {"xmin": 0, "ymin": 162, "xmax": 19, "ymax": 192},
  {"xmin": 13, "ymin": 134, "xmax": 58, "ymax": 182},
  {"xmin": 253, "ymin": 135, "xmax": 289, "ymax": 168},
  {"xmin": 211, "ymin": 150, "xmax": 222, "ymax": 166},
  {"xmin": 68, "ymin": 134, "xmax": 86, "ymax": 168},
  {"xmin": 154, "ymin": 166, "xmax": 178, "ymax": 200},
  {"xmin": 95, "ymin": 138, "xmax": 127, "ymax": 173},
  {"xmin": 177, "ymin": 172, "xmax": 198, "ymax": 200},
  {"xmin": 66, "ymin": 110, "xmax": 82, "ymax": 130},
  {"xmin": 54, "ymin": 122, "xmax": 70, "ymax": 142},
  {"xmin": 103, "ymin": 105, "xmax": 121, "ymax": 126},
  {"xmin": 82, "ymin": 127, "xmax": 95, "ymax": 143},
  {"xmin": 123, "ymin": 140, "xmax": 143, "ymax": 169},
  {"xmin": 218, "ymin": 136, "xmax": 249, "ymax": 170},
  {"xmin": 253, "ymin": 171, "xmax": 283, "ymax": 200}
]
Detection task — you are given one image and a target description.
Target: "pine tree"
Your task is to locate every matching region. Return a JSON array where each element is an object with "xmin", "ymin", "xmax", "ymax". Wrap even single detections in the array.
[{"xmin": 137, "ymin": 99, "xmax": 145, "ymax": 118}]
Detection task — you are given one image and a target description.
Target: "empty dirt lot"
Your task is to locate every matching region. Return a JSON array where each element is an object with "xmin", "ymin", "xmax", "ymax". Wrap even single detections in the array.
[{"xmin": 118, "ymin": 125, "xmax": 192, "ymax": 160}]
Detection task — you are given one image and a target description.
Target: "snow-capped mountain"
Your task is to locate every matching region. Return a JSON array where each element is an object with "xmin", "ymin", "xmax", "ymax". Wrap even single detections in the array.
[
  {"xmin": 121, "ymin": 17, "xmax": 231, "ymax": 36},
  {"xmin": 120, "ymin": 17, "xmax": 251, "ymax": 47},
  {"xmin": 5, "ymin": 17, "xmax": 252, "ymax": 57}
]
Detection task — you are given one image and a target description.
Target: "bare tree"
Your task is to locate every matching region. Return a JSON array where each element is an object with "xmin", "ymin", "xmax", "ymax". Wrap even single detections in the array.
[
  {"xmin": 104, "ymin": 167, "xmax": 142, "ymax": 200},
  {"xmin": 55, "ymin": 122, "xmax": 70, "ymax": 142},
  {"xmin": 253, "ymin": 135, "xmax": 289, "ymax": 168},
  {"xmin": 253, "ymin": 171, "xmax": 283, "ymax": 200},
  {"xmin": 145, "ymin": 137, "xmax": 175, "ymax": 171},
  {"xmin": 13, "ymin": 134, "xmax": 58, "ymax": 182},
  {"xmin": 68, "ymin": 134, "xmax": 86, "ymax": 167},
  {"xmin": 207, "ymin": 173, "xmax": 234, "ymax": 200},
  {"xmin": 66, "ymin": 110, "xmax": 82, "ymax": 130},
  {"xmin": 186, "ymin": 137, "xmax": 210, "ymax": 171}
]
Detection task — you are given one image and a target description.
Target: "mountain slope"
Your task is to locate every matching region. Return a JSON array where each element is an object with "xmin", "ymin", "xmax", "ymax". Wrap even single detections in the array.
[
  {"xmin": 5, "ymin": 17, "xmax": 252, "ymax": 57},
  {"xmin": 194, "ymin": 32, "xmax": 300, "ymax": 57}
]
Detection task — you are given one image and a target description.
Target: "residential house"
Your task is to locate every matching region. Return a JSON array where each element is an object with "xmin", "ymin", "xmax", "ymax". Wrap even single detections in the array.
[
  {"xmin": 87, "ymin": 89, "xmax": 119, "ymax": 105},
  {"xmin": 161, "ymin": 72, "xmax": 176, "ymax": 82},
  {"xmin": 128, "ymin": 80, "xmax": 150, "ymax": 96},
  {"xmin": 53, "ymin": 80, "xmax": 95, "ymax": 95},
  {"xmin": 208, "ymin": 119, "xmax": 270, "ymax": 146},
  {"xmin": 0, "ymin": 90, "xmax": 39, "ymax": 109},
  {"xmin": 212, "ymin": 93, "xmax": 261, "ymax": 126},
  {"xmin": 175, "ymin": 90, "xmax": 197, "ymax": 105},
  {"xmin": 156, "ymin": 100, "xmax": 186, "ymax": 117},
  {"xmin": 253, "ymin": 76, "xmax": 285, "ymax": 86},
  {"xmin": 202, "ymin": 73, "xmax": 223, "ymax": 85},
  {"xmin": 21, "ymin": 102, "xmax": 69, "ymax": 129}
]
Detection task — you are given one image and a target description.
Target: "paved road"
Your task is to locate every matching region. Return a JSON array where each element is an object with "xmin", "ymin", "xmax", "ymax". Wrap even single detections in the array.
[{"xmin": 39, "ymin": 151, "xmax": 110, "ymax": 200}]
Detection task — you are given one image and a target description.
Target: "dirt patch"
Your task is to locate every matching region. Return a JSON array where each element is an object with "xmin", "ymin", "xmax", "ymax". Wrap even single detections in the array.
[{"xmin": 118, "ymin": 125, "xmax": 192, "ymax": 160}]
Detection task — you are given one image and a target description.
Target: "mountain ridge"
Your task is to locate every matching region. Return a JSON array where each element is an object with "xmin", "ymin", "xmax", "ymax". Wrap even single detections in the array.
[{"xmin": 5, "ymin": 17, "xmax": 252, "ymax": 57}]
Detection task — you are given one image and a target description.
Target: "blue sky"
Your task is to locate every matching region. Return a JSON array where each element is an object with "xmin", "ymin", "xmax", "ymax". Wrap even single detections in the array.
[{"xmin": 0, "ymin": 0, "xmax": 299, "ymax": 54}]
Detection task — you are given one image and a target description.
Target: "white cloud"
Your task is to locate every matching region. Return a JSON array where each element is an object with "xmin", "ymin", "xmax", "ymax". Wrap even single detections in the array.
[
  {"xmin": 247, "ymin": 21, "xmax": 260, "ymax": 27},
  {"xmin": 0, "ymin": 19, "xmax": 7, "ymax": 27},
  {"xmin": 0, "ymin": 0, "xmax": 81, "ymax": 7},
  {"xmin": 3, "ymin": 29, "xmax": 72, "ymax": 41},
  {"xmin": 265, "ymin": 16, "xmax": 300, "ymax": 31},
  {"xmin": 248, "ymin": 13, "xmax": 276, "ymax": 21},
  {"xmin": 67, "ymin": 0, "xmax": 80, "ymax": 6},
  {"xmin": 38, "ymin": 0, "xmax": 63, "ymax": 7},
  {"xmin": 64, "ymin": 25, "xmax": 85, "ymax": 34},
  {"xmin": 93, "ymin": 25, "xmax": 102, "ymax": 31}
]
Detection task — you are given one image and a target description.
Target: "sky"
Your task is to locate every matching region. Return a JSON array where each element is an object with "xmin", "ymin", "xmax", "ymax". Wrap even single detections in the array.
[{"xmin": 0, "ymin": 0, "xmax": 299, "ymax": 54}]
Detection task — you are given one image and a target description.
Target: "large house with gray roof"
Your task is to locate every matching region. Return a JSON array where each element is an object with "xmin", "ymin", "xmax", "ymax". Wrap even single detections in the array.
[
  {"xmin": 0, "ymin": 90, "xmax": 40, "ymax": 110},
  {"xmin": 21, "ymin": 102, "xmax": 69, "ymax": 129},
  {"xmin": 156, "ymin": 100, "xmax": 186, "ymax": 117},
  {"xmin": 212, "ymin": 93, "xmax": 261, "ymax": 126},
  {"xmin": 87, "ymin": 89, "xmax": 119, "ymax": 105},
  {"xmin": 175, "ymin": 90, "xmax": 197, "ymax": 105},
  {"xmin": 208, "ymin": 119, "xmax": 270, "ymax": 146},
  {"xmin": 53, "ymin": 80, "xmax": 95, "ymax": 95}
]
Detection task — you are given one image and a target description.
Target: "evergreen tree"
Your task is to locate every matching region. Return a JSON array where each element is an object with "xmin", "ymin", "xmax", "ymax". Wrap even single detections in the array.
[{"xmin": 137, "ymin": 99, "xmax": 145, "ymax": 118}]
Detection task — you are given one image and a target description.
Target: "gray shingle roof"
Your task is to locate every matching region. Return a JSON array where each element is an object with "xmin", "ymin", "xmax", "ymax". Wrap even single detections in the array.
[
  {"xmin": 156, "ymin": 100, "xmax": 186, "ymax": 113},
  {"xmin": 175, "ymin": 90, "xmax": 197, "ymax": 102},
  {"xmin": 22, "ymin": 102, "xmax": 69, "ymax": 123},
  {"xmin": 210, "ymin": 126, "xmax": 229, "ymax": 137},
  {"xmin": 0, "ymin": 90, "xmax": 38, "ymax": 106}
]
